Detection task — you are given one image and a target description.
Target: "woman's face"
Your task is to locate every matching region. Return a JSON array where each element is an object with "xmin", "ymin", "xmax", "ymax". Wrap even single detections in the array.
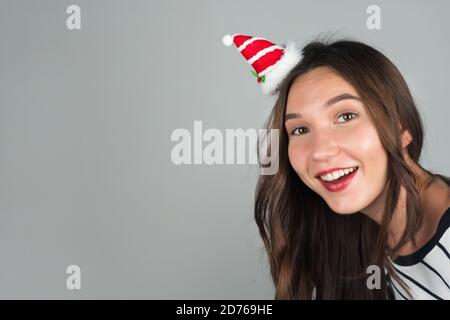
[{"xmin": 285, "ymin": 66, "xmax": 389, "ymax": 214}]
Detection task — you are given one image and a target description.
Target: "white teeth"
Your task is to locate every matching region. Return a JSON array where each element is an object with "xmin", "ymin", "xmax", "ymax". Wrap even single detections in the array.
[{"xmin": 320, "ymin": 167, "xmax": 358, "ymax": 182}]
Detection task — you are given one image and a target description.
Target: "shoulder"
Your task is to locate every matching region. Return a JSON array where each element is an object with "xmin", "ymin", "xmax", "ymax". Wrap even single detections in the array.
[
  {"xmin": 422, "ymin": 177, "xmax": 450, "ymax": 232},
  {"xmin": 394, "ymin": 206, "xmax": 450, "ymax": 266},
  {"xmin": 434, "ymin": 206, "xmax": 450, "ymax": 242}
]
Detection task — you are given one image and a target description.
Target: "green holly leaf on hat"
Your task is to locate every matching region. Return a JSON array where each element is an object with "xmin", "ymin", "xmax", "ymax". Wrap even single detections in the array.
[{"xmin": 250, "ymin": 70, "xmax": 265, "ymax": 83}]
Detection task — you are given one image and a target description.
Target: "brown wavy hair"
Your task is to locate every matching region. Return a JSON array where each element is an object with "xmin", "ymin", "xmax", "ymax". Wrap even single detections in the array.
[{"xmin": 254, "ymin": 38, "xmax": 450, "ymax": 299}]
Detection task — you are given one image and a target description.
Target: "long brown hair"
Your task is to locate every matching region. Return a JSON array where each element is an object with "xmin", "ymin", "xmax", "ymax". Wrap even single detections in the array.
[{"xmin": 254, "ymin": 37, "xmax": 450, "ymax": 299}]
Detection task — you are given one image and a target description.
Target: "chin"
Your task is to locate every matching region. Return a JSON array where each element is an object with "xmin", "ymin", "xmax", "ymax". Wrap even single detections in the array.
[
  {"xmin": 331, "ymin": 208, "xmax": 360, "ymax": 215},
  {"xmin": 327, "ymin": 202, "xmax": 361, "ymax": 215}
]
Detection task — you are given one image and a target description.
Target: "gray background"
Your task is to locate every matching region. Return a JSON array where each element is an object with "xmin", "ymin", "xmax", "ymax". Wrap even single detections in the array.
[{"xmin": 0, "ymin": 0, "xmax": 449, "ymax": 299}]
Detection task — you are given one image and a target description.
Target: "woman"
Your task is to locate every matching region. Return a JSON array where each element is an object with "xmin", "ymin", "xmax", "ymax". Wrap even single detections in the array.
[{"xmin": 254, "ymin": 39, "xmax": 450, "ymax": 299}]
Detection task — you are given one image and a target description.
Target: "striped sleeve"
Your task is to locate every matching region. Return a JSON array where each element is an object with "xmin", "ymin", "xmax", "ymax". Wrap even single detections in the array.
[{"xmin": 390, "ymin": 207, "xmax": 450, "ymax": 300}]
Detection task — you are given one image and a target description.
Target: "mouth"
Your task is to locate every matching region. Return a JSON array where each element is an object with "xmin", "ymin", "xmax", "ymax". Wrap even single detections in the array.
[{"xmin": 317, "ymin": 166, "xmax": 359, "ymax": 192}]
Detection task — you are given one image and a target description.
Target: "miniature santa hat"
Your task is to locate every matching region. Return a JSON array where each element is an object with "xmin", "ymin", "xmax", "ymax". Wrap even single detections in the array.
[{"xmin": 222, "ymin": 33, "xmax": 302, "ymax": 96}]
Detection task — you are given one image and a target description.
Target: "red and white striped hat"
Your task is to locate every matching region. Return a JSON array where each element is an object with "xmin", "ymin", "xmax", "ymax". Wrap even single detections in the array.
[{"xmin": 222, "ymin": 33, "xmax": 302, "ymax": 96}]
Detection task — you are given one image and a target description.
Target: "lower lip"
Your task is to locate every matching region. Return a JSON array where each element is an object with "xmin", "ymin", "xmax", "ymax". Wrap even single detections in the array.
[{"xmin": 318, "ymin": 168, "xmax": 358, "ymax": 192}]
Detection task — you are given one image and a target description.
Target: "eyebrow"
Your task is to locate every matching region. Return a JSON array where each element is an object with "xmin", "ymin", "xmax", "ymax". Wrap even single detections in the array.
[{"xmin": 285, "ymin": 93, "xmax": 362, "ymax": 122}]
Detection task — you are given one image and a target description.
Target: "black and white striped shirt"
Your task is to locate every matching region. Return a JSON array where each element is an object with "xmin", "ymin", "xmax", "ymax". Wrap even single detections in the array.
[{"xmin": 388, "ymin": 206, "xmax": 450, "ymax": 300}]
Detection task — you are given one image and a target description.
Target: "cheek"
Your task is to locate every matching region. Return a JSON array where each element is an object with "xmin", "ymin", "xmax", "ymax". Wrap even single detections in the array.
[
  {"xmin": 354, "ymin": 125, "xmax": 388, "ymax": 161},
  {"xmin": 350, "ymin": 125, "xmax": 389, "ymax": 184},
  {"xmin": 288, "ymin": 141, "xmax": 307, "ymax": 174}
]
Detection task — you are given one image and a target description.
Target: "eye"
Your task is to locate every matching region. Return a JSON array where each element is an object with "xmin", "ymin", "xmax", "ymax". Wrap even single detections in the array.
[
  {"xmin": 289, "ymin": 112, "xmax": 358, "ymax": 136},
  {"xmin": 337, "ymin": 112, "xmax": 358, "ymax": 123},
  {"xmin": 291, "ymin": 127, "xmax": 309, "ymax": 136}
]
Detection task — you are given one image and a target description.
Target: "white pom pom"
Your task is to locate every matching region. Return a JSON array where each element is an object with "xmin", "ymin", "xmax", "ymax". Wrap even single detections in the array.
[{"xmin": 222, "ymin": 34, "xmax": 234, "ymax": 47}]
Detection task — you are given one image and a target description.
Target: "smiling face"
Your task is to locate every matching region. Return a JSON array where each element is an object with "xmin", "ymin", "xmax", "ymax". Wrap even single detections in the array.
[{"xmin": 285, "ymin": 66, "xmax": 389, "ymax": 214}]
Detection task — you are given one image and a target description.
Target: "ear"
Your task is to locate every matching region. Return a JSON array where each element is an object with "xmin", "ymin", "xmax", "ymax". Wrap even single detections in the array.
[
  {"xmin": 399, "ymin": 123, "xmax": 414, "ymax": 163},
  {"xmin": 399, "ymin": 123, "xmax": 412, "ymax": 148}
]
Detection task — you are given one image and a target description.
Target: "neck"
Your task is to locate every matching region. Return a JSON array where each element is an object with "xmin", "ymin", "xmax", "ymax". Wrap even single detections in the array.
[{"xmin": 361, "ymin": 157, "xmax": 432, "ymax": 254}]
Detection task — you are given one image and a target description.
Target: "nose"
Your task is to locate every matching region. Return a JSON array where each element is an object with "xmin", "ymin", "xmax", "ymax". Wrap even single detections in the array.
[{"xmin": 311, "ymin": 129, "xmax": 340, "ymax": 162}]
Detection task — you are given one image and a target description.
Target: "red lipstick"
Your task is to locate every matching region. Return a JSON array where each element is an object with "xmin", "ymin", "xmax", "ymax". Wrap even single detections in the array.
[{"xmin": 317, "ymin": 167, "xmax": 359, "ymax": 192}]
